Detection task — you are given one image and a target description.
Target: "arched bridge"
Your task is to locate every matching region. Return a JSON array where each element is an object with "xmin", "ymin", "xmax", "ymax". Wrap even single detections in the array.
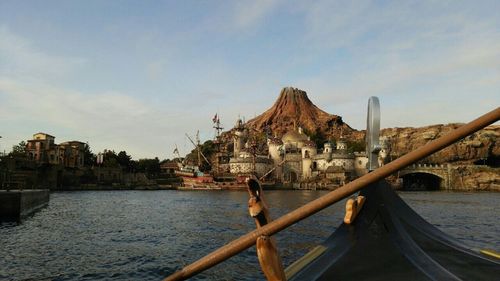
[{"xmin": 398, "ymin": 164, "xmax": 451, "ymax": 190}]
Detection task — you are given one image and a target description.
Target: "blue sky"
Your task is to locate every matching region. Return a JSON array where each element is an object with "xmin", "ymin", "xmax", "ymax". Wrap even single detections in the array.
[{"xmin": 1, "ymin": 1, "xmax": 499, "ymax": 159}]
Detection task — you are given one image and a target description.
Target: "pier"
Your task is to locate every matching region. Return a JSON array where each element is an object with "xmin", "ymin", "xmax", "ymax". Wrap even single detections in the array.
[{"xmin": 0, "ymin": 190, "xmax": 50, "ymax": 222}]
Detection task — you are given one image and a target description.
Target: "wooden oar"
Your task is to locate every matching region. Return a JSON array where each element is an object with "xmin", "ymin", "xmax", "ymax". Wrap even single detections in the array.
[{"xmin": 164, "ymin": 107, "xmax": 500, "ymax": 281}]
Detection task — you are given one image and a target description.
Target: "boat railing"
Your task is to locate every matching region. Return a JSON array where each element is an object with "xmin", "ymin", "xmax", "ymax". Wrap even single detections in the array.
[{"xmin": 164, "ymin": 107, "xmax": 499, "ymax": 281}]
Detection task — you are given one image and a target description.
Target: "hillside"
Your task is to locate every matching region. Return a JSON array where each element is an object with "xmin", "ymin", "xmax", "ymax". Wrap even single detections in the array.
[{"xmin": 245, "ymin": 87, "xmax": 359, "ymax": 139}]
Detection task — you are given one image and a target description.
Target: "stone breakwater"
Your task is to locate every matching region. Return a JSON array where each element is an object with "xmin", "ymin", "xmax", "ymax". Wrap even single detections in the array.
[{"xmin": 0, "ymin": 189, "xmax": 50, "ymax": 222}]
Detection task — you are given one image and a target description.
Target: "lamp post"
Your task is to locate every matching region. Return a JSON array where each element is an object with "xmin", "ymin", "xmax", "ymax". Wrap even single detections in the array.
[{"xmin": 97, "ymin": 152, "xmax": 103, "ymax": 185}]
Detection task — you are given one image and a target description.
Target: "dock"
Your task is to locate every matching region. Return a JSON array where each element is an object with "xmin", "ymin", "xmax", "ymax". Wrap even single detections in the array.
[{"xmin": 0, "ymin": 189, "xmax": 50, "ymax": 222}]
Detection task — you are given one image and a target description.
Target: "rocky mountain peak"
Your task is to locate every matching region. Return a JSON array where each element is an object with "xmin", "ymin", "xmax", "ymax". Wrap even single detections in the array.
[
  {"xmin": 245, "ymin": 87, "xmax": 355, "ymax": 138},
  {"xmin": 280, "ymin": 87, "xmax": 308, "ymax": 100}
]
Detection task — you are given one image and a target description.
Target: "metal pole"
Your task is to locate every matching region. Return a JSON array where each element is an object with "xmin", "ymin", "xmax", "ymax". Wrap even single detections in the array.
[{"xmin": 164, "ymin": 107, "xmax": 500, "ymax": 281}]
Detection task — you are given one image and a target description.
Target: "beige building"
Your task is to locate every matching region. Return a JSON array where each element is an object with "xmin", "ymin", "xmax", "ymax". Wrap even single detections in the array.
[
  {"xmin": 227, "ymin": 120, "xmax": 374, "ymax": 184},
  {"xmin": 229, "ymin": 149, "xmax": 273, "ymax": 178},
  {"xmin": 266, "ymin": 128, "xmax": 369, "ymax": 183},
  {"xmin": 26, "ymin": 133, "xmax": 85, "ymax": 168}
]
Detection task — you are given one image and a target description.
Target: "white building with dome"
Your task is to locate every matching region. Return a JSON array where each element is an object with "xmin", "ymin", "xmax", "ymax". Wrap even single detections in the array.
[{"xmin": 228, "ymin": 120, "xmax": 369, "ymax": 184}]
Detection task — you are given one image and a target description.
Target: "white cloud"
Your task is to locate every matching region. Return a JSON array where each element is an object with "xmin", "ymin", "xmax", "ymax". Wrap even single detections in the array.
[
  {"xmin": 280, "ymin": 1, "xmax": 500, "ymax": 129},
  {"xmin": 1, "ymin": 2, "xmax": 498, "ymax": 159},
  {"xmin": 231, "ymin": 0, "xmax": 283, "ymax": 30},
  {"xmin": 0, "ymin": 26, "xmax": 201, "ymax": 159},
  {"xmin": 0, "ymin": 25, "xmax": 86, "ymax": 80},
  {"xmin": 0, "ymin": 76, "xmax": 212, "ymax": 159}
]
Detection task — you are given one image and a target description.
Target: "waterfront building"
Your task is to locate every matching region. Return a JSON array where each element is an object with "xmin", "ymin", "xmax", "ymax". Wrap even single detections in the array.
[
  {"xmin": 59, "ymin": 141, "xmax": 86, "ymax": 168},
  {"xmin": 227, "ymin": 120, "xmax": 373, "ymax": 184},
  {"xmin": 26, "ymin": 133, "xmax": 85, "ymax": 169},
  {"xmin": 26, "ymin": 133, "xmax": 56, "ymax": 163},
  {"xmin": 160, "ymin": 161, "xmax": 181, "ymax": 176}
]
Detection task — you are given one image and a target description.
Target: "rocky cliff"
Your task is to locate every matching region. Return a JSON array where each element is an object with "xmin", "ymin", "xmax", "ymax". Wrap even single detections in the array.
[
  {"xmin": 380, "ymin": 124, "xmax": 500, "ymax": 165},
  {"xmin": 450, "ymin": 165, "xmax": 500, "ymax": 191}
]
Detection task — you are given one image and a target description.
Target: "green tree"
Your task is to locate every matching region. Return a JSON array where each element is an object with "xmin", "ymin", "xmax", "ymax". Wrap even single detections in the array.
[
  {"xmin": 102, "ymin": 150, "xmax": 119, "ymax": 167},
  {"xmin": 184, "ymin": 140, "xmax": 217, "ymax": 171},
  {"xmin": 346, "ymin": 140, "xmax": 365, "ymax": 153},
  {"xmin": 117, "ymin": 151, "xmax": 133, "ymax": 172},
  {"xmin": 304, "ymin": 128, "xmax": 328, "ymax": 149},
  {"xmin": 136, "ymin": 158, "xmax": 160, "ymax": 178},
  {"xmin": 83, "ymin": 143, "xmax": 96, "ymax": 166},
  {"xmin": 10, "ymin": 141, "xmax": 27, "ymax": 157}
]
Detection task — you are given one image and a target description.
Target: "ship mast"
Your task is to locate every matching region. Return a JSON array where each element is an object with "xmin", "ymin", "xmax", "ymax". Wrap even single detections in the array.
[
  {"xmin": 196, "ymin": 131, "xmax": 201, "ymax": 167},
  {"xmin": 185, "ymin": 131, "xmax": 210, "ymax": 168},
  {"xmin": 212, "ymin": 113, "xmax": 223, "ymax": 139}
]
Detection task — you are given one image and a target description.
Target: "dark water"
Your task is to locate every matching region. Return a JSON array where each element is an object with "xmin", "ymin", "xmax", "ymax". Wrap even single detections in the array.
[{"xmin": 0, "ymin": 190, "xmax": 498, "ymax": 281}]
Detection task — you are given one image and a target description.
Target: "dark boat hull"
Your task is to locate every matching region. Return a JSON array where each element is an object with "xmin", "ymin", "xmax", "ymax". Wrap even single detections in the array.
[{"xmin": 288, "ymin": 181, "xmax": 500, "ymax": 280}]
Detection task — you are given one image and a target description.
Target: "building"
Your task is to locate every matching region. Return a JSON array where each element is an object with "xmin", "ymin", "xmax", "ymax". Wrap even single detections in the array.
[
  {"xmin": 59, "ymin": 141, "xmax": 86, "ymax": 168},
  {"xmin": 26, "ymin": 133, "xmax": 85, "ymax": 168},
  {"xmin": 225, "ymin": 118, "xmax": 385, "ymax": 184},
  {"xmin": 226, "ymin": 118, "xmax": 374, "ymax": 183},
  {"xmin": 160, "ymin": 161, "xmax": 181, "ymax": 176},
  {"xmin": 26, "ymin": 133, "xmax": 56, "ymax": 164}
]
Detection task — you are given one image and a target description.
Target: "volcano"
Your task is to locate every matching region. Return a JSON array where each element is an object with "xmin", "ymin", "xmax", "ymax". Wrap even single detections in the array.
[{"xmin": 246, "ymin": 87, "xmax": 356, "ymax": 139}]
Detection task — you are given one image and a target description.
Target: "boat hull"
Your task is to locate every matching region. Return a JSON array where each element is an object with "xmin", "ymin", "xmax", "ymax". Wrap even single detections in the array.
[{"xmin": 287, "ymin": 181, "xmax": 500, "ymax": 280}]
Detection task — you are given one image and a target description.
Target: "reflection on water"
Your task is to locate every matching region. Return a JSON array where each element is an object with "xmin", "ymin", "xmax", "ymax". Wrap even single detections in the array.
[{"xmin": 0, "ymin": 190, "xmax": 498, "ymax": 280}]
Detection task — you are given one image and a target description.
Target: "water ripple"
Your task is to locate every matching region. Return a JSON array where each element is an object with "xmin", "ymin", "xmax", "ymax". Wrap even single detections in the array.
[{"xmin": 0, "ymin": 190, "xmax": 498, "ymax": 280}]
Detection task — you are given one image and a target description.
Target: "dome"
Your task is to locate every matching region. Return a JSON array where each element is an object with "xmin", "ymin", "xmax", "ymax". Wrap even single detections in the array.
[{"xmin": 282, "ymin": 130, "xmax": 308, "ymax": 143}]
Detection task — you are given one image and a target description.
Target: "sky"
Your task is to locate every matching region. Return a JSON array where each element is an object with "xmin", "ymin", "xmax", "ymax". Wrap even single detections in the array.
[{"xmin": 0, "ymin": 0, "xmax": 499, "ymax": 160}]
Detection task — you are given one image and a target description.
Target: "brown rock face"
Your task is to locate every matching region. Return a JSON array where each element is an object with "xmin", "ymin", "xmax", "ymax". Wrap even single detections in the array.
[
  {"xmin": 246, "ymin": 87, "xmax": 355, "ymax": 138},
  {"xmin": 451, "ymin": 165, "xmax": 500, "ymax": 191},
  {"xmin": 380, "ymin": 124, "xmax": 500, "ymax": 165}
]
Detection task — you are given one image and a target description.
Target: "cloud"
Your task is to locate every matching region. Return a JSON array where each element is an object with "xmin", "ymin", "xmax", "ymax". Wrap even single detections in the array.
[
  {"xmin": 0, "ymin": 76, "xmax": 210, "ymax": 159},
  {"xmin": 1, "ymin": 2, "xmax": 498, "ymax": 159},
  {"xmin": 0, "ymin": 25, "xmax": 86, "ymax": 80},
  {"xmin": 231, "ymin": 0, "xmax": 283, "ymax": 30},
  {"xmin": 0, "ymin": 26, "xmax": 201, "ymax": 159},
  {"xmin": 277, "ymin": 1, "xmax": 500, "ymax": 129}
]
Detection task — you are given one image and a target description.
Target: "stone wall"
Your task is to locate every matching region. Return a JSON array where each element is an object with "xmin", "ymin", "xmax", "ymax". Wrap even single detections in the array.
[{"xmin": 0, "ymin": 190, "xmax": 49, "ymax": 222}]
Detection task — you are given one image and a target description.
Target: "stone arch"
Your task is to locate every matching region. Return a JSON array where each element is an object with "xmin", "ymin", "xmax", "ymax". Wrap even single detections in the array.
[
  {"xmin": 285, "ymin": 170, "xmax": 299, "ymax": 183},
  {"xmin": 400, "ymin": 172, "xmax": 445, "ymax": 190}
]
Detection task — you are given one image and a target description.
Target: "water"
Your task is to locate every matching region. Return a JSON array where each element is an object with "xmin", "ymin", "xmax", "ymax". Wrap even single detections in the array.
[{"xmin": 0, "ymin": 190, "xmax": 498, "ymax": 281}]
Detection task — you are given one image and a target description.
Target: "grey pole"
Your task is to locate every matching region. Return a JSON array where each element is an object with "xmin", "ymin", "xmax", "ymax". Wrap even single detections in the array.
[{"xmin": 366, "ymin": 97, "xmax": 381, "ymax": 171}]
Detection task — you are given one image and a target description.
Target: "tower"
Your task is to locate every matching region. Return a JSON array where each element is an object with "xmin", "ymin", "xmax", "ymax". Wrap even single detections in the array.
[
  {"xmin": 336, "ymin": 139, "xmax": 348, "ymax": 150},
  {"xmin": 233, "ymin": 118, "xmax": 245, "ymax": 157},
  {"xmin": 301, "ymin": 140, "xmax": 317, "ymax": 180},
  {"xmin": 268, "ymin": 137, "xmax": 284, "ymax": 181}
]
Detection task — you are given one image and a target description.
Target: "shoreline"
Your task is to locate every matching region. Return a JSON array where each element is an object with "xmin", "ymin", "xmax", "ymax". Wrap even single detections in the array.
[{"xmin": 40, "ymin": 183, "xmax": 500, "ymax": 192}]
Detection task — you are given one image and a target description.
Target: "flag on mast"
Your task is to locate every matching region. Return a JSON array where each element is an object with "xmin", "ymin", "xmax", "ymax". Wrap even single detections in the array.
[{"xmin": 212, "ymin": 113, "xmax": 218, "ymax": 123}]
